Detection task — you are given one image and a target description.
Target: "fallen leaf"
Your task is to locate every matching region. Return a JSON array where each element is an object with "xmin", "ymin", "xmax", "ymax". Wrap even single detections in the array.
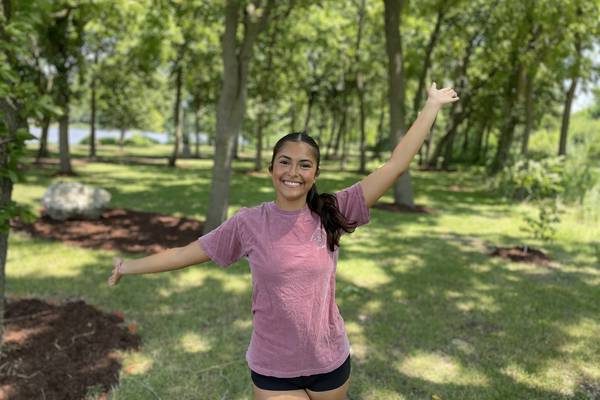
[{"xmin": 127, "ymin": 323, "xmax": 137, "ymax": 334}]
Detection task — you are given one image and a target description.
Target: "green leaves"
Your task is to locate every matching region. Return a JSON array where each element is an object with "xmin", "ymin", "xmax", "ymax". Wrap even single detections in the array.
[{"xmin": 0, "ymin": 201, "xmax": 36, "ymax": 234}]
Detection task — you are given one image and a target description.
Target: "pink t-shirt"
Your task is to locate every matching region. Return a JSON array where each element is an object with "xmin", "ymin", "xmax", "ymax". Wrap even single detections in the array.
[{"xmin": 197, "ymin": 183, "xmax": 370, "ymax": 378}]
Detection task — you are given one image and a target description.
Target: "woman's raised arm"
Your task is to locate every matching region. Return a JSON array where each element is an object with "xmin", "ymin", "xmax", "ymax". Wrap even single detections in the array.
[
  {"xmin": 107, "ymin": 240, "xmax": 210, "ymax": 286},
  {"xmin": 360, "ymin": 83, "xmax": 458, "ymax": 207}
]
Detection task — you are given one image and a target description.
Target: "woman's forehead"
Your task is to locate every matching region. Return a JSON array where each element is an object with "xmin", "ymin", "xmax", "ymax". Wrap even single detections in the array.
[{"xmin": 276, "ymin": 141, "xmax": 318, "ymax": 161}]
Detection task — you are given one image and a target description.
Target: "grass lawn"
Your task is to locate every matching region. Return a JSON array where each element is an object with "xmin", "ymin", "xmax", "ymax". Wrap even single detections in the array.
[{"xmin": 7, "ymin": 144, "xmax": 600, "ymax": 399}]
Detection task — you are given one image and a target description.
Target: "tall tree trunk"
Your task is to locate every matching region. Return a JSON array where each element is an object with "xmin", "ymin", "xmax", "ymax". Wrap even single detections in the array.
[
  {"xmin": 340, "ymin": 126, "xmax": 348, "ymax": 171},
  {"xmin": 558, "ymin": 13, "xmax": 582, "ymax": 156},
  {"xmin": 194, "ymin": 108, "xmax": 201, "ymax": 158},
  {"xmin": 375, "ymin": 93, "xmax": 386, "ymax": 162},
  {"xmin": 289, "ymin": 103, "xmax": 297, "ymax": 133},
  {"xmin": 559, "ymin": 77, "xmax": 577, "ymax": 156},
  {"xmin": 231, "ymin": 130, "xmax": 240, "ymax": 160},
  {"xmin": 355, "ymin": 0, "xmax": 367, "ymax": 174},
  {"xmin": 255, "ymin": 102, "xmax": 265, "ymax": 171},
  {"xmin": 413, "ymin": 6, "xmax": 444, "ymax": 121},
  {"xmin": 169, "ymin": 65, "xmax": 183, "ymax": 167},
  {"xmin": 89, "ymin": 51, "xmax": 98, "ymax": 158},
  {"xmin": 490, "ymin": 59, "xmax": 523, "ymax": 174},
  {"xmin": 182, "ymin": 109, "xmax": 191, "ymax": 158},
  {"xmin": 460, "ymin": 120, "xmax": 473, "ymax": 158},
  {"xmin": 0, "ymin": 94, "xmax": 28, "ymax": 339},
  {"xmin": 0, "ymin": 152, "xmax": 11, "ymax": 341},
  {"xmin": 204, "ymin": 0, "xmax": 273, "ymax": 233},
  {"xmin": 383, "ymin": 0, "xmax": 413, "ymax": 207},
  {"xmin": 303, "ymin": 90, "xmax": 316, "ymax": 132},
  {"xmin": 482, "ymin": 120, "xmax": 491, "ymax": 163},
  {"xmin": 57, "ymin": 71, "xmax": 72, "ymax": 175},
  {"xmin": 325, "ymin": 106, "xmax": 338, "ymax": 159},
  {"xmin": 332, "ymin": 100, "xmax": 347, "ymax": 159},
  {"xmin": 36, "ymin": 114, "xmax": 51, "ymax": 162},
  {"xmin": 521, "ymin": 67, "xmax": 535, "ymax": 156},
  {"xmin": 89, "ymin": 74, "xmax": 97, "ymax": 158},
  {"xmin": 119, "ymin": 128, "xmax": 126, "ymax": 150}
]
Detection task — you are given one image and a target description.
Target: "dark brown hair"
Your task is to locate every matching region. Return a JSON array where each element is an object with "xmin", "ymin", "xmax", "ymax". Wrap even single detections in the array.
[{"xmin": 269, "ymin": 132, "xmax": 357, "ymax": 251}]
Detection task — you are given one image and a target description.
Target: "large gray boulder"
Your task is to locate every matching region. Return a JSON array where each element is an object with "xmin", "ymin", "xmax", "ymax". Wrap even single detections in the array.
[{"xmin": 41, "ymin": 182, "xmax": 111, "ymax": 220}]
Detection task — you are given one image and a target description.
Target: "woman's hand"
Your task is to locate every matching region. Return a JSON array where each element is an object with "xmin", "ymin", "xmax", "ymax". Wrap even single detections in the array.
[
  {"xmin": 108, "ymin": 257, "xmax": 123, "ymax": 286},
  {"xmin": 426, "ymin": 82, "xmax": 459, "ymax": 108}
]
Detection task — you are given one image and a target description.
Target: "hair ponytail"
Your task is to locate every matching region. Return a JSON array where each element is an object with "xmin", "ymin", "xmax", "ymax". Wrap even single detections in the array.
[{"xmin": 307, "ymin": 183, "xmax": 356, "ymax": 252}]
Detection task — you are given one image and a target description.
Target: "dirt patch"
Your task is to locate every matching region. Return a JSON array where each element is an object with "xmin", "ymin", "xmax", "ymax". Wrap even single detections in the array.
[
  {"xmin": 11, "ymin": 208, "xmax": 204, "ymax": 254},
  {"xmin": 490, "ymin": 246, "xmax": 552, "ymax": 266},
  {"xmin": 373, "ymin": 202, "xmax": 433, "ymax": 214},
  {"xmin": 1, "ymin": 297, "xmax": 140, "ymax": 400}
]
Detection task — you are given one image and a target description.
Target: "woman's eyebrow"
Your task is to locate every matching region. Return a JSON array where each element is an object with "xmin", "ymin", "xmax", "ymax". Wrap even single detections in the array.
[{"xmin": 277, "ymin": 155, "xmax": 314, "ymax": 163}]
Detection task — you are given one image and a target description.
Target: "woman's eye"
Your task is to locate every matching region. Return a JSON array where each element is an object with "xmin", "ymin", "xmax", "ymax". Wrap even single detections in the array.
[
  {"xmin": 301, "ymin": 164, "xmax": 311, "ymax": 169},
  {"xmin": 279, "ymin": 160, "xmax": 288, "ymax": 165}
]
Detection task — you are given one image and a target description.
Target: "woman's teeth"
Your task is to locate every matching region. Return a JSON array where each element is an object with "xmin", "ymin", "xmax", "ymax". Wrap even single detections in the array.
[{"xmin": 283, "ymin": 180, "xmax": 301, "ymax": 187}]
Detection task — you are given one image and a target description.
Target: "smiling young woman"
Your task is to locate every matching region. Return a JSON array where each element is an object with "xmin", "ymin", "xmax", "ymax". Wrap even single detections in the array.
[{"xmin": 108, "ymin": 83, "xmax": 458, "ymax": 400}]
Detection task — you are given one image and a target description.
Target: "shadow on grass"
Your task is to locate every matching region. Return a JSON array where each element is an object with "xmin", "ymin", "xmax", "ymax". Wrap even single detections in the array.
[{"xmin": 335, "ymin": 231, "xmax": 598, "ymax": 399}]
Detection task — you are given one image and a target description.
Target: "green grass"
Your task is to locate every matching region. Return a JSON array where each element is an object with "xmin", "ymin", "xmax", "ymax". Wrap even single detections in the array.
[{"xmin": 8, "ymin": 146, "xmax": 600, "ymax": 399}]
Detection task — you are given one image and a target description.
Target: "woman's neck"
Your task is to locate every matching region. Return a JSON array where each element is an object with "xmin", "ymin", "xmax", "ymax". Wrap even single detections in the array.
[{"xmin": 274, "ymin": 196, "xmax": 307, "ymax": 211}]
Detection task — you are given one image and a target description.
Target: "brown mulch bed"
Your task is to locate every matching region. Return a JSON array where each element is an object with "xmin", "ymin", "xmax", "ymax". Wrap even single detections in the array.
[
  {"xmin": 489, "ymin": 245, "xmax": 552, "ymax": 266},
  {"xmin": 11, "ymin": 208, "xmax": 204, "ymax": 254},
  {"xmin": 1, "ymin": 297, "xmax": 140, "ymax": 400},
  {"xmin": 373, "ymin": 202, "xmax": 433, "ymax": 214}
]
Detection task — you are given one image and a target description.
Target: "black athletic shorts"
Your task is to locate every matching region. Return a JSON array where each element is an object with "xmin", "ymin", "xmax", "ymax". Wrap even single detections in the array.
[{"xmin": 250, "ymin": 354, "xmax": 351, "ymax": 392}]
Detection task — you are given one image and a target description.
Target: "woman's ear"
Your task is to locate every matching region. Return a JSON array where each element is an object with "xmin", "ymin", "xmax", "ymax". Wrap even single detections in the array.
[{"xmin": 268, "ymin": 163, "xmax": 273, "ymax": 174}]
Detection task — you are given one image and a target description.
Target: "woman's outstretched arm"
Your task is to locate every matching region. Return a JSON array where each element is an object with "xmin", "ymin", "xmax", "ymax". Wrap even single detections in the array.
[
  {"xmin": 107, "ymin": 241, "xmax": 210, "ymax": 286},
  {"xmin": 360, "ymin": 82, "xmax": 459, "ymax": 207}
]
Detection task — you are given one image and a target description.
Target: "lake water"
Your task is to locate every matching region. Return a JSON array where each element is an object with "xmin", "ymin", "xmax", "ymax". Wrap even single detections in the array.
[{"xmin": 28, "ymin": 126, "xmax": 208, "ymax": 145}]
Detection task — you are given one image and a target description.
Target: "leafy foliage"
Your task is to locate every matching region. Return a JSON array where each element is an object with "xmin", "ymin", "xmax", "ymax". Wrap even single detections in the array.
[
  {"xmin": 522, "ymin": 199, "xmax": 561, "ymax": 242},
  {"xmin": 494, "ymin": 156, "xmax": 598, "ymax": 204}
]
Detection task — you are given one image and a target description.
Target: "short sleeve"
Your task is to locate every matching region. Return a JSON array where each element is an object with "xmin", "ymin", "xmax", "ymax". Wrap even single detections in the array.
[
  {"xmin": 197, "ymin": 211, "xmax": 246, "ymax": 268},
  {"xmin": 335, "ymin": 182, "xmax": 370, "ymax": 228}
]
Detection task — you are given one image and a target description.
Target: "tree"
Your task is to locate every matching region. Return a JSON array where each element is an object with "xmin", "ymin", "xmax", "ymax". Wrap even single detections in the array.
[
  {"xmin": 0, "ymin": 0, "xmax": 48, "ymax": 342},
  {"xmin": 383, "ymin": 0, "xmax": 414, "ymax": 207},
  {"xmin": 41, "ymin": 1, "xmax": 92, "ymax": 174},
  {"xmin": 203, "ymin": 0, "xmax": 275, "ymax": 233}
]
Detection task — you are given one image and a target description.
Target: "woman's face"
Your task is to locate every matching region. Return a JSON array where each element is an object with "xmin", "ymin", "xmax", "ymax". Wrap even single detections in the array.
[{"xmin": 269, "ymin": 141, "xmax": 319, "ymax": 206}]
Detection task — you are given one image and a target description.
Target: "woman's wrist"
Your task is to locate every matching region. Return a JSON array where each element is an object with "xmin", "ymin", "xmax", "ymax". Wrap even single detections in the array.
[
  {"xmin": 117, "ymin": 259, "xmax": 126, "ymax": 275},
  {"xmin": 424, "ymin": 98, "xmax": 443, "ymax": 112}
]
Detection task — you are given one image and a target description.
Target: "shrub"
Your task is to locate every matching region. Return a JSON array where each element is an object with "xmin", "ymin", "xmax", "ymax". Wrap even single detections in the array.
[
  {"xmin": 522, "ymin": 200, "xmax": 561, "ymax": 242},
  {"xmin": 494, "ymin": 156, "xmax": 598, "ymax": 203}
]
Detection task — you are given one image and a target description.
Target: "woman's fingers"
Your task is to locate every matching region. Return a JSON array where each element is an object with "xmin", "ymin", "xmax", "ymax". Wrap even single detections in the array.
[{"xmin": 108, "ymin": 257, "xmax": 122, "ymax": 286}]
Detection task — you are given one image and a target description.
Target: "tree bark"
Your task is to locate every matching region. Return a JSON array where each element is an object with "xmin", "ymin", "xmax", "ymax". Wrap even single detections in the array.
[
  {"xmin": 383, "ymin": 0, "xmax": 413, "ymax": 207},
  {"xmin": 325, "ymin": 105, "xmax": 338, "ymax": 159},
  {"xmin": 0, "ymin": 144, "xmax": 12, "ymax": 342},
  {"xmin": 413, "ymin": 6, "xmax": 444, "ymax": 120},
  {"xmin": 204, "ymin": 0, "xmax": 273, "ymax": 233},
  {"xmin": 89, "ymin": 51, "xmax": 98, "ymax": 158},
  {"xmin": 0, "ymin": 96, "xmax": 27, "ymax": 342},
  {"xmin": 194, "ymin": 108, "xmax": 201, "ymax": 158},
  {"xmin": 355, "ymin": 0, "xmax": 367, "ymax": 174},
  {"xmin": 169, "ymin": 64, "xmax": 183, "ymax": 167},
  {"xmin": 558, "ymin": 13, "xmax": 582, "ymax": 156},
  {"xmin": 182, "ymin": 108, "xmax": 191, "ymax": 158},
  {"xmin": 521, "ymin": 67, "xmax": 535, "ymax": 156},
  {"xmin": 57, "ymin": 71, "xmax": 72, "ymax": 175},
  {"xmin": 89, "ymin": 74, "xmax": 97, "ymax": 158},
  {"xmin": 490, "ymin": 59, "xmax": 523, "ymax": 174},
  {"xmin": 36, "ymin": 114, "xmax": 51, "ymax": 162},
  {"xmin": 303, "ymin": 90, "xmax": 317, "ymax": 132}
]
